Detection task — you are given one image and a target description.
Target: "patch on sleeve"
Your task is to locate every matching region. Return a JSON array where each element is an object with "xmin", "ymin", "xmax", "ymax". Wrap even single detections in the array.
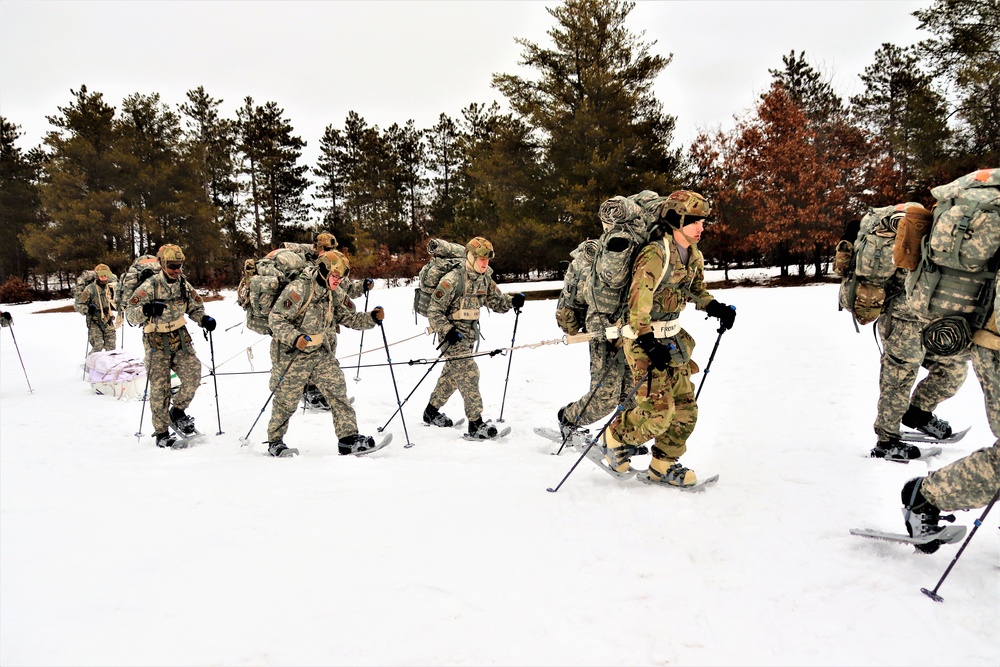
[
  {"xmin": 194, "ymin": 291, "xmax": 203, "ymax": 303},
  {"xmin": 283, "ymin": 299, "xmax": 292, "ymax": 309},
  {"xmin": 289, "ymin": 292, "xmax": 301, "ymax": 303},
  {"xmin": 345, "ymin": 297, "xmax": 355, "ymax": 309},
  {"xmin": 434, "ymin": 289, "xmax": 445, "ymax": 299},
  {"xmin": 439, "ymin": 280, "xmax": 451, "ymax": 291},
  {"xmin": 130, "ymin": 296, "xmax": 140, "ymax": 305},
  {"xmin": 135, "ymin": 289, "xmax": 146, "ymax": 299}
]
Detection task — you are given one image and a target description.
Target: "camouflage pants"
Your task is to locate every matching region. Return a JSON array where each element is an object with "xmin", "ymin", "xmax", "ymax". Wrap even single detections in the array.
[
  {"xmin": 267, "ymin": 344, "xmax": 357, "ymax": 442},
  {"xmin": 971, "ymin": 344, "xmax": 1000, "ymax": 439},
  {"xmin": 143, "ymin": 328, "xmax": 202, "ymax": 435},
  {"xmin": 86, "ymin": 319, "xmax": 116, "ymax": 353},
  {"xmin": 921, "ymin": 345, "xmax": 1000, "ymax": 510},
  {"xmin": 610, "ymin": 341, "xmax": 698, "ymax": 462},
  {"xmin": 561, "ymin": 340, "xmax": 634, "ymax": 427},
  {"xmin": 874, "ymin": 315, "xmax": 969, "ymax": 441},
  {"xmin": 429, "ymin": 338, "xmax": 483, "ymax": 421}
]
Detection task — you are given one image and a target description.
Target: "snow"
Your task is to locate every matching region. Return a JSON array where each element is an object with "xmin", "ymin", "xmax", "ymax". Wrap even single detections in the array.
[{"xmin": 1, "ymin": 278, "xmax": 997, "ymax": 666}]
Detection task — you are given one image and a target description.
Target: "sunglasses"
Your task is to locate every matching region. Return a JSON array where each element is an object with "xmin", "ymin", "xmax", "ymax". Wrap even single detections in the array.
[
  {"xmin": 471, "ymin": 248, "xmax": 495, "ymax": 259},
  {"xmin": 165, "ymin": 262, "xmax": 183, "ymax": 271}
]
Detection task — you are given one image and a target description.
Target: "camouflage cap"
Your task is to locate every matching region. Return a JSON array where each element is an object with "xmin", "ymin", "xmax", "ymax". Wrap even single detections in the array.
[
  {"xmin": 157, "ymin": 244, "xmax": 185, "ymax": 263},
  {"xmin": 659, "ymin": 191, "xmax": 712, "ymax": 228},
  {"xmin": 315, "ymin": 232, "xmax": 337, "ymax": 252},
  {"xmin": 466, "ymin": 237, "xmax": 495, "ymax": 259},
  {"xmin": 94, "ymin": 263, "xmax": 113, "ymax": 280},
  {"xmin": 317, "ymin": 249, "xmax": 350, "ymax": 279}
]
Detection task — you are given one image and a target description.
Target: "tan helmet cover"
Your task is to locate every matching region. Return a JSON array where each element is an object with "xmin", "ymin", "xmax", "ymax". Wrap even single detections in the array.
[
  {"xmin": 660, "ymin": 191, "xmax": 712, "ymax": 228},
  {"xmin": 465, "ymin": 237, "xmax": 495, "ymax": 258},
  {"xmin": 94, "ymin": 263, "xmax": 113, "ymax": 280},
  {"xmin": 157, "ymin": 244, "xmax": 186, "ymax": 264},
  {"xmin": 317, "ymin": 249, "xmax": 350, "ymax": 278},
  {"xmin": 315, "ymin": 232, "xmax": 337, "ymax": 253}
]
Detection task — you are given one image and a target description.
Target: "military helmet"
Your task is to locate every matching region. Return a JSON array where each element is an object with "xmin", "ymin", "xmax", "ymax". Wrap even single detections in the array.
[
  {"xmin": 317, "ymin": 249, "xmax": 350, "ymax": 279},
  {"xmin": 157, "ymin": 244, "xmax": 185, "ymax": 265},
  {"xmin": 658, "ymin": 191, "xmax": 712, "ymax": 229},
  {"xmin": 466, "ymin": 237, "xmax": 495, "ymax": 259},
  {"xmin": 314, "ymin": 232, "xmax": 337, "ymax": 253},
  {"xmin": 94, "ymin": 263, "xmax": 113, "ymax": 280}
]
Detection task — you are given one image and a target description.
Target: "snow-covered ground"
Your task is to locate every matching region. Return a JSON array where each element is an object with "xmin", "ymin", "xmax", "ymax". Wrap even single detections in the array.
[{"xmin": 1, "ymin": 278, "xmax": 997, "ymax": 666}]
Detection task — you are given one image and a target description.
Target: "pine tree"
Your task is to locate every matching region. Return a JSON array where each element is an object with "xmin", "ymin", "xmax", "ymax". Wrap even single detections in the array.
[{"xmin": 0, "ymin": 118, "xmax": 42, "ymax": 283}]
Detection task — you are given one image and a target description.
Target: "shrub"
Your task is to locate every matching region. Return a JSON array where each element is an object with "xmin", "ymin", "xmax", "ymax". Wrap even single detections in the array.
[{"xmin": 0, "ymin": 277, "xmax": 33, "ymax": 304}]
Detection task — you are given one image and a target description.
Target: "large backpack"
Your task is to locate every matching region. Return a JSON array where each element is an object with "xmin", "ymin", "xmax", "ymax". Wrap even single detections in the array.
[
  {"xmin": 582, "ymin": 193, "xmax": 656, "ymax": 320},
  {"xmin": 906, "ymin": 168, "xmax": 1000, "ymax": 330},
  {"xmin": 117, "ymin": 255, "xmax": 159, "ymax": 312},
  {"xmin": 836, "ymin": 203, "xmax": 918, "ymax": 325},
  {"xmin": 240, "ymin": 247, "xmax": 309, "ymax": 335},
  {"xmin": 412, "ymin": 238, "xmax": 468, "ymax": 320}
]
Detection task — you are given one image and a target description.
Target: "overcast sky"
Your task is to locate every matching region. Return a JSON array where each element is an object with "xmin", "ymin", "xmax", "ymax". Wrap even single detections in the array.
[{"xmin": 1, "ymin": 0, "xmax": 929, "ymax": 166}]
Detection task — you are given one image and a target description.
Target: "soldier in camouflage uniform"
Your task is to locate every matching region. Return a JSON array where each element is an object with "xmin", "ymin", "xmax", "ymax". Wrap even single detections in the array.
[
  {"xmin": 872, "ymin": 267, "xmax": 970, "ymax": 461},
  {"xmin": 555, "ymin": 237, "xmax": 635, "ymax": 439},
  {"xmin": 74, "ymin": 264, "xmax": 118, "ymax": 353},
  {"xmin": 602, "ymin": 191, "xmax": 736, "ymax": 487},
  {"xmin": 0, "ymin": 311, "xmax": 11, "ymax": 327},
  {"xmin": 125, "ymin": 245, "xmax": 216, "ymax": 449},
  {"xmin": 424, "ymin": 237, "xmax": 523, "ymax": 439},
  {"xmin": 298, "ymin": 232, "xmax": 373, "ymax": 410},
  {"xmin": 899, "ymin": 295, "xmax": 1000, "ymax": 550},
  {"xmin": 265, "ymin": 249, "xmax": 384, "ymax": 457}
]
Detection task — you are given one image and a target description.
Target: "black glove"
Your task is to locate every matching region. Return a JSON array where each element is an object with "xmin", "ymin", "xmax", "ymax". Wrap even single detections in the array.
[
  {"xmin": 142, "ymin": 300, "xmax": 167, "ymax": 318},
  {"xmin": 511, "ymin": 293, "xmax": 526, "ymax": 310},
  {"xmin": 138, "ymin": 268, "xmax": 155, "ymax": 284},
  {"xmin": 444, "ymin": 327, "xmax": 463, "ymax": 344},
  {"xmin": 200, "ymin": 315, "xmax": 216, "ymax": 332},
  {"xmin": 636, "ymin": 333, "xmax": 671, "ymax": 371},
  {"xmin": 706, "ymin": 300, "xmax": 736, "ymax": 330},
  {"xmin": 87, "ymin": 303, "xmax": 97, "ymax": 315},
  {"xmin": 1, "ymin": 311, "xmax": 11, "ymax": 324},
  {"xmin": 841, "ymin": 218, "xmax": 861, "ymax": 242},
  {"xmin": 363, "ymin": 278, "xmax": 374, "ymax": 294}
]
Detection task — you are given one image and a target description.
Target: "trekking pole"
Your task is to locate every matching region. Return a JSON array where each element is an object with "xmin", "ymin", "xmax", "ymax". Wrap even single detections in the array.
[
  {"xmin": 695, "ymin": 323, "xmax": 727, "ymax": 400},
  {"xmin": 206, "ymin": 328, "xmax": 224, "ymax": 435},
  {"xmin": 353, "ymin": 285, "xmax": 371, "ymax": 382},
  {"xmin": 921, "ymin": 486, "xmax": 1000, "ymax": 602},
  {"xmin": 497, "ymin": 304, "xmax": 522, "ymax": 423},
  {"xmin": 4, "ymin": 324, "xmax": 35, "ymax": 393},
  {"xmin": 376, "ymin": 315, "xmax": 413, "ymax": 447},
  {"xmin": 554, "ymin": 352, "xmax": 620, "ymax": 456},
  {"xmin": 377, "ymin": 340, "xmax": 452, "ymax": 434},
  {"xmin": 134, "ymin": 371, "xmax": 151, "ymax": 440},
  {"xmin": 81, "ymin": 328, "xmax": 90, "ymax": 380},
  {"xmin": 239, "ymin": 351, "xmax": 301, "ymax": 446},
  {"xmin": 547, "ymin": 368, "xmax": 651, "ymax": 493}
]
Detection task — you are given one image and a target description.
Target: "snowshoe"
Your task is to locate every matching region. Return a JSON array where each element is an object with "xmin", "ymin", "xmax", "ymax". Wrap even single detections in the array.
[
  {"xmin": 849, "ymin": 525, "xmax": 966, "ymax": 551},
  {"xmin": 168, "ymin": 406, "xmax": 202, "ymax": 441},
  {"xmin": 870, "ymin": 438, "xmax": 927, "ymax": 462},
  {"xmin": 267, "ymin": 439, "xmax": 299, "ymax": 458},
  {"xmin": 423, "ymin": 404, "xmax": 454, "ymax": 428},
  {"xmin": 899, "ymin": 425, "xmax": 970, "ymax": 445},
  {"xmin": 644, "ymin": 461, "xmax": 699, "ymax": 488},
  {"xmin": 902, "ymin": 406, "xmax": 952, "ymax": 439},
  {"xmin": 302, "ymin": 387, "xmax": 331, "ymax": 411},
  {"xmin": 465, "ymin": 418, "xmax": 498, "ymax": 440},
  {"xmin": 901, "ymin": 477, "xmax": 957, "ymax": 553},
  {"xmin": 338, "ymin": 433, "xmax": 390, "ymax": 456},
  {"xmin": 557, "ymin": 406, "xmax": 589, "ymax": 441},
  {"xmin": 154, "ymin": 431, "xmax": 185, "ymax": 450}
]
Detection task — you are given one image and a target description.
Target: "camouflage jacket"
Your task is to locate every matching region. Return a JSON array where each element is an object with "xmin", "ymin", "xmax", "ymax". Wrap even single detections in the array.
[
  {"xmin": 627, "ymin": 239, "xmax": 714, "ymax": 336},
  {"xmin": 125, "ymin": 272, "xmax": 206, "ymax": 333},
  {"xmin": 427, "ymin": 262, "xmax": 513, "ymax": 341},
  {"xmin": 74, "ymin": 281, "xmax": 116, "ymax": 325},
  {"xmin": 268, "ymin": 268, "xmax": 377, "ymax": 355}
]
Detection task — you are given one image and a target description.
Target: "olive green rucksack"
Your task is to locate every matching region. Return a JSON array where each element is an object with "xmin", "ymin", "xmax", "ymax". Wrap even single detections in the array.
[{"xmin": 412, "ymin": 239, "xmax": 468, "ymax": 322}]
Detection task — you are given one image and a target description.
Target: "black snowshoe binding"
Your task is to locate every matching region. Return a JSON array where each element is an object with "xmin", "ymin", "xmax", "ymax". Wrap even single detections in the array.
[
  {"xmin": 467, "ymin": 418, "xmax": 499, "ymax": 440},
  {"xmin": 154, "ymin": 431, "xmax": 182, "ymax": 449},
  {"xmin": 302, "ymin": 385, "xmax": 330, "ymax": 411},
  {"xmin": 267, "ymin": 439, "xmax": 296, "ymax": 458},
  {"xmin": 169, "ymin": 406, "xmax": 198, "ymax": 438},
  {"xmin": 901, "ymin": 406, "xmax": 952, "ymax": 440},
  {"xmin": 557, "ymin": 406, "xmax": 588, "ymax": 440},
  {"xmin": 423, "ymin": 404, "xmax": 454, "ymax": 428},
  {"xmin": 901, "ymin": 477, "xmax": 956, "ymax": 554},
  {"xmin": 338, "ymin": 434, "xmax": 377, "ymax": 455},
  {"xmin": 870, "ymin": 437, "xmax": 921, "ymax": 461}
]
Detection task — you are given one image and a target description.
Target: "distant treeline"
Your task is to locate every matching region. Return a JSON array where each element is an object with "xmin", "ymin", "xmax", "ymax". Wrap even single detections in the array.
[{"xmin": 1, "ymin": 0, "xmax": 995, "ymax": 298}]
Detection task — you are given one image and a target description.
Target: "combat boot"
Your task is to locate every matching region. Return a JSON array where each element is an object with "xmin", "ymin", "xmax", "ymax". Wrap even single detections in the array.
[
  {"xmin": 423, "ymin": 404, "xmax": 453, "ymax": 428},
  {"xmin": 646, "ymin": 457, "xmax": 697, "ymax": 487},
  {"xmin": 870, "ymin": 436, "xmax": 921, "ymax": 461},
  {"xmin": 601, "ymin": 428, "xmax": 632, "ymax": 473},
  {"xmin": 901, "ymin": 477, "xmax": 947, "ymax": 553},
  {"xmin": 902, "ymin": 405, "xmax": 952, "ymax": 439}
]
